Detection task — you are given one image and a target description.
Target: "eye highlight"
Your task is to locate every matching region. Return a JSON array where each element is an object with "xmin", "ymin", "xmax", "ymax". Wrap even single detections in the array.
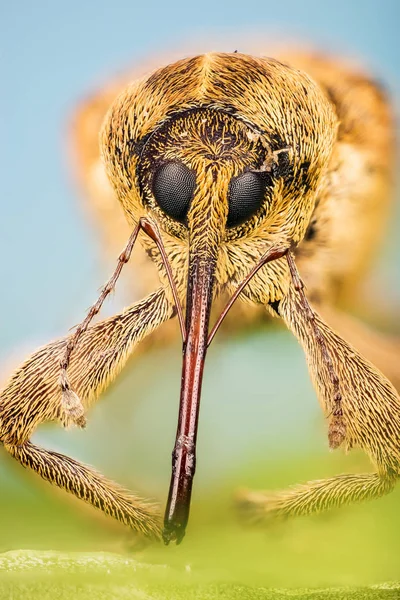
[
  {"xmin": 152, "ymin": 161, "xmax": 196, "ymax": 223},
  {"xmin": 227, "ymin": 171, "xmax": 270, "ymax": 227}
]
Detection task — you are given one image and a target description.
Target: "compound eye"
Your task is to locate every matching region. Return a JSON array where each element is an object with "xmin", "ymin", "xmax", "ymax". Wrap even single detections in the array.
[
  {"xmin": 227, "ymin": 171, "xmax": 269, "ymax": 227},
  {"xmin": 152, "ymin": 161, "xmax": 196, "ymax": 223}
]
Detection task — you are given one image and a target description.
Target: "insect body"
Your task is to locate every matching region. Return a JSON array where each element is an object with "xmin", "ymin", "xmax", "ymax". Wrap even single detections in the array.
[{"xmin": 1, "ymin": 51, "xmax": 399, "ymax": 545}]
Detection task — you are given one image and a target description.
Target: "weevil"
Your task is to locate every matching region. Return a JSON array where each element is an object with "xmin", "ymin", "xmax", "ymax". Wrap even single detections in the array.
[{"xmin": 1, "ymin": 51, "xmax": 399, "ymax": 545}]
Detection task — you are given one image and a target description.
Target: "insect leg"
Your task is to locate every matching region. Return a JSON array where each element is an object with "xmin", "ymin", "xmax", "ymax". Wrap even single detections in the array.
[
  {"xmin": 319, "ymin": 306, "xmax": 400, "ymax": 392},
  {"xmin": 4, "ymin": 440, "xmax": 161, "ymax": 538},
  {"xmin": 238, "ymin": 279, "xmax": 400, "ymax": 522},
  {"xmin": 238, "ymin": 470, "xmax": 397, "ymax": 522},
  {"xmin": 1, "ymin": 288, "xmax": 172, "ymax": 536},
  {"xmin": 286, "ymin": 251, "xmax": 345, "ymax": 449},
  {"xmin": 279, "ymin": 281, "xmax": 400, "ymax": 463},
  {"xmin": 0, "ymin": 287, "xmax": 172, "ymax": 441},
  {"xmin": 238, "ymin": 259, "xmax": 400, "ymax": 523}
]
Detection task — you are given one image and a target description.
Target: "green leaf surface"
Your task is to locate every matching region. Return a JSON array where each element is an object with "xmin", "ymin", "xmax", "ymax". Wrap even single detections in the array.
[{"xmin": 1, "ymin": 551, "xmax": 399, "ymax": 600}]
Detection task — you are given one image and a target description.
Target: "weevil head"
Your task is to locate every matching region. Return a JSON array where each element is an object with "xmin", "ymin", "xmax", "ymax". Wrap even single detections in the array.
[
  {"xmin": 101, "ymin": 52, "xmax": 338, "ymax": 544},
  {"xmin": 101, "ymin": 52, "xmax": 337, "ymax": 300}
]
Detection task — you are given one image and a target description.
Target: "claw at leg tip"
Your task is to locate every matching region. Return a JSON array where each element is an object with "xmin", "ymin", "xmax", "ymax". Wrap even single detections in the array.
[
  {"xmin": 60, "ymin": 387, "xmax": 86, "ymax": 428},
  {"xmin": 328, "ymin": 416, "xmax": 346, "ymax": 449}
]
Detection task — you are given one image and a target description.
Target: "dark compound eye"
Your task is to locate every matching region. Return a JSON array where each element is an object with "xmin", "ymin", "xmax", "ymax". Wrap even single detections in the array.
[
  {"xmin": 227, "ymin": 171, "xmax": 270, "ymax": 227},
  {"xmin": 152, "ymin": 161, "xmax": 196, "ymax": 223}
]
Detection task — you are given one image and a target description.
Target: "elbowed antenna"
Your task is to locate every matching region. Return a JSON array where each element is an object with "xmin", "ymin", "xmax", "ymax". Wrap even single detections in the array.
[{"xmin": 58, "ymin": 217, "xmax": 186, "ymax": 428}]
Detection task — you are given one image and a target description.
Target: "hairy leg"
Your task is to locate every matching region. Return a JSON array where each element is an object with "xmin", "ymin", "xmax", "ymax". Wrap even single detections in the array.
[
  {"xmin": 0, "ymin": 287, "xmax": 173, "ymax": 537},
  {"xmin": 0, "ymin": 287, "xmax": 172, "ymax": 441},
  {"xmin": 239, "ymin": 278, "xmax": 400, "ymax": 522},
  {"xmin": 238, "ymin": 471, "xmax": 396, "ymax": 523},
  {"xmin": 279, "ymin": 284, "xmax": 400, "ymax": 464},
  {"xmin": 5, "ymin": 441, "xmax": 160, "ymax": 537},
  {"xmin": 320, "ymin": 306, "xmax": 400, "ymax": 392}
]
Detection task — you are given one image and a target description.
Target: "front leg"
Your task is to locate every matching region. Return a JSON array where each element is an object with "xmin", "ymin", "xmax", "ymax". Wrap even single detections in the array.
[
  {"xmin": 0, "ymin": 288, "xmax": 173, "ymax": 537},
  {"xmin": 318, "ymin": 306, "xmax": 400, "ymax": 392},
  {"xmin": 0, "ymin": 287, "xmax": 172, "ymax": 443},
  {"xmin": 239, "ymin": 254, "xmax": 400, "ymax": 522},
  {"xmin": 238, "ymin": 472, "xmax": 397, "ymax": 524}
]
